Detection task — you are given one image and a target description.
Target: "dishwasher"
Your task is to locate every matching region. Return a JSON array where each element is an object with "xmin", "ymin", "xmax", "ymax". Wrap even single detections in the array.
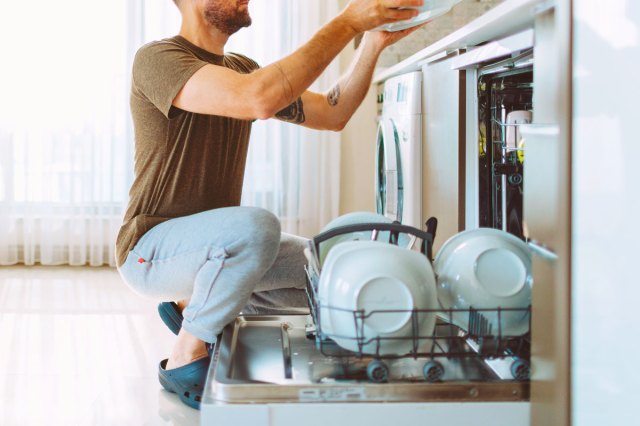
[
  {"xmin": 201, "ymin": 222, "xmax": 531, "ymax": 425},
  {"xmin": 199, "ymin": 0, "xmax": 568, "ymax": 423}
]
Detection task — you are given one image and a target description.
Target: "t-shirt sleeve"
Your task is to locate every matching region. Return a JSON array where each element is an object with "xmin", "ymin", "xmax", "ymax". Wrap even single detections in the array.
[{"xmin": 132, "ymin": 41, "xmax": 208, "ymax": 118}]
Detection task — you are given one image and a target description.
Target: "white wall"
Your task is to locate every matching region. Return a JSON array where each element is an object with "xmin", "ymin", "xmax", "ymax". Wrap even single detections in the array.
[
  {"xmin": 338, "ymin": 0, "xmax": 378, "ymax": 214},
  {"xmin": 377, "ymin": 0, "xmax": 505, "ymax": 68},
  {"xmin": 338, "ymin": 44, "xmax": 379, "ymax": 215}
]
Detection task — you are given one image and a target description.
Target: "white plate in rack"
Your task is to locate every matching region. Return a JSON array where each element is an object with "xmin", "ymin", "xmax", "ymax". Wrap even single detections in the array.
[
  {"xmin": 434, "ymin": 227, "xmax": 533, "ymax": 336},
  {"xmin": 318, "ymin": 240, "xmax": 438, "ymax": 355}
]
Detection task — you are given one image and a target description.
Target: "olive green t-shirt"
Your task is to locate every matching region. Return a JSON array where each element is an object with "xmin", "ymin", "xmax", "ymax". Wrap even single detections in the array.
[{"xmin": 115, "ymin": 36, "xmax": 260, "ymax": 267}]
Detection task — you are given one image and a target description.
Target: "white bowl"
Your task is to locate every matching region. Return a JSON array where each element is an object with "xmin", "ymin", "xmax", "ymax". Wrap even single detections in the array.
[
  {"xmin": 376, "ymin": 0, "xmax": 462, "ymax": 32},
  {"xmin": 318, "ymin": 241, "xmax": 437, "ymax": 355},
  {"xmin": 434, "ymin": 228, "xmax": 532, "ymax": 336},
  {"xmin": 318, "ymin": 211, "xmax": 409, "ymax": 266}
]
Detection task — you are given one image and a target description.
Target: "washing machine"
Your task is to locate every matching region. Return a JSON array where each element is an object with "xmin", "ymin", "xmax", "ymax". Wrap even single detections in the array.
[{"xmin": 376, "ymin": 71, "xmax": 423, "ymax": 228}]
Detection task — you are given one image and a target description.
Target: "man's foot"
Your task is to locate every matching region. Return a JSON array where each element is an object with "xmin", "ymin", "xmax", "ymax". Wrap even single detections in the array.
[
  {"xmin": 176, "ymin": 299, "xmax": 189, "ymax": 312},
  {"xmin": 166, "ymin": 328, "xmax": 209, "ymax": 370},
  {"xmin": 159, "ymin": 324, "xmax": 211, "ymax": 410}
]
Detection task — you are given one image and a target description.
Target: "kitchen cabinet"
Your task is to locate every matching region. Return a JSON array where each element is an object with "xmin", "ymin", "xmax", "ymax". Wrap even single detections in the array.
[{"xmin": 572, "ymin": 1, "xmax": 640, "ymax": 424}]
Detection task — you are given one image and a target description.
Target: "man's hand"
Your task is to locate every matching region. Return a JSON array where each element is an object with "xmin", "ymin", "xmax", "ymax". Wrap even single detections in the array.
[
  {"xmin": 364, "ymin": 21, "xmax": 429, "ymax": 53},
  {"xmin": 340, "ymin": 0, "xmax": 426, "ymax": 33}
]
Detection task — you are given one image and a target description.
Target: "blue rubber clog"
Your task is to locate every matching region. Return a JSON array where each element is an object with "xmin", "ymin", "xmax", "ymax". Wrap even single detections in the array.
[
  {"xmin": 158, "ymin": 357, "xmax": 210, "ymax": 410},
  {"xmin": 158, "ymin": 302, "xmax": 183, "ymax": 335}
]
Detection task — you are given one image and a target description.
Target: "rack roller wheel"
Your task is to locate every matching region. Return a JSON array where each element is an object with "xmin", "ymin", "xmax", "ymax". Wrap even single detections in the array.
[
  {"xmin": 423, "ymin": 360, "xmax": 445, "ymax": 382},
  {"xmin": 366, "ymin": 360, "xmax": 389, "ymax": 383},
  {"xmin": 511, "ymin": 359, "xmax": 530, "ymax": 381}
]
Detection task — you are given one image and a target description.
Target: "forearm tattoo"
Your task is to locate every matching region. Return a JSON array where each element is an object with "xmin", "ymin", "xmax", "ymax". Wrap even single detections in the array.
[
  {"xmin": 275, "ymin": 97, "xmax": 306, "ymax": 124},
  {"xmin": 327, "ymin": 84, "xmax": 341, "ymax": 107}
]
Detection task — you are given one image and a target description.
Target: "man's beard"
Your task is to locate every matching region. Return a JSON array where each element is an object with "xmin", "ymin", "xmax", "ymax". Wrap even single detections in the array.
[{"xmin": 204, "ymin": 1, "xmax": 252, "ymax": 35}]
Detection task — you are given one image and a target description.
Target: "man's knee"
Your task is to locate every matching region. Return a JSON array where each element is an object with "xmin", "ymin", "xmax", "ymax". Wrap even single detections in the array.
[
  {"xmin": 243, "ymin": 206, "xmax": 280, "ymax": 236},
  {"xmin": 234, "ymin": 207, "xmax": 281, "ymax": 260}
]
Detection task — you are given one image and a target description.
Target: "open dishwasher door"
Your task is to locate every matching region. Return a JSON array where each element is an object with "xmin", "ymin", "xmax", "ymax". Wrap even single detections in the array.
[{"xmin": 200, "ymin": 315, "xmax": 530, "ymax": 426}]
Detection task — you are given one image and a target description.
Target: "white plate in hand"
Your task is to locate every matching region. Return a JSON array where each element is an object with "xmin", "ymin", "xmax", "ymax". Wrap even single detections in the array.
[{"xmin": 376, "ymin": 0, "xmax": 462, "ymax": 32}]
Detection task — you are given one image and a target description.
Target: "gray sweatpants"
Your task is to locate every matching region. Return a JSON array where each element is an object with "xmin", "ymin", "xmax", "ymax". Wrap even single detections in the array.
[{"xmin": 117, "ymin": 207, "xmax": 309, "ymax": 342}]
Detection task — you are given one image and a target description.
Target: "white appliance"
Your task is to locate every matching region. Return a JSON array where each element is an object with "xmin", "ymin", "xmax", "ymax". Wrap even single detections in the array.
[{"xmin": 375, "ymin": 71, "xmax": 422, "ymax": 228}]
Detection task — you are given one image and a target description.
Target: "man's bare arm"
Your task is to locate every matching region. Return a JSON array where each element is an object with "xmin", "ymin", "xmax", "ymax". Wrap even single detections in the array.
[
  {"xmin": 173, "ymin": 0, "xmax": 424, "ymax": 120},
  {"xmin": 296, "ymin": 26, "xmax": 424, "ymax": 131}
]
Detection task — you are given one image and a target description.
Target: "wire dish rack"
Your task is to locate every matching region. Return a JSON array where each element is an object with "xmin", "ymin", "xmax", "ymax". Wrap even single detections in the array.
[{"xmin": 304, "ymin": 220, "xmax": 531, "ymax": 384}]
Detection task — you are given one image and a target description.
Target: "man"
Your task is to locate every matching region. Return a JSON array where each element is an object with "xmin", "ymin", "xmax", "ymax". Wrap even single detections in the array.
[{"xmin": 116, "ymin": 0, "xmax": 425, "ymax": 409}]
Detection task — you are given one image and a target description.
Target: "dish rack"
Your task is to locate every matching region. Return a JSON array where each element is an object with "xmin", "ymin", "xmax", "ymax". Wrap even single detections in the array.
[{"xmin": 304, "ymin": 220, "xmax": 531, "ymax": 384}]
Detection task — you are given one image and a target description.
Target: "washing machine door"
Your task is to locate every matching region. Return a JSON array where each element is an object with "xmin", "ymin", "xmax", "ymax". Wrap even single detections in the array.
[{"xmin": 376, "ymin": 118, "xmax": 404, "ymax": 222}]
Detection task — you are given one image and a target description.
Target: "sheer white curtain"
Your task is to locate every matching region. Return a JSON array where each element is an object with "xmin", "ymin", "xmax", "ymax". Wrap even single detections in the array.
[
  {"xmin": 0, "ymin": 1, "xmax": 135, "ymax": 266},
  {"xmin": 0, "ymin": 0, "xmax": 340, "ymax": 267}
]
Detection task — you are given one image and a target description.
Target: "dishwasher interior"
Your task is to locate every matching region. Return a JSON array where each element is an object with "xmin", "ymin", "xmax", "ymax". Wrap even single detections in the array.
[
  {"xmin": 204, "ymin": 314, "xmax": 529, "ymax": 405},
  {"xmin": 477, "ymin": 52, "xmax": 534, "ymax": 238},
  {"xmin": 204, "ymin": 221, "xmax": 531, "ymax": 405}
]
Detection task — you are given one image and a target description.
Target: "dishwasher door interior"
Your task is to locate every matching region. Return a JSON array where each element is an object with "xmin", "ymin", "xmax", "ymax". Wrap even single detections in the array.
[{"xmin": 201, "ymin": 315, "xmax": 530, "ymax": 425}]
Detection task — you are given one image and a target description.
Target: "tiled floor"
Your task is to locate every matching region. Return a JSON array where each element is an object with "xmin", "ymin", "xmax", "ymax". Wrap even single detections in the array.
[{"xmin": 0, "ymin": 266, "xmax": 200, "ymax": 426}]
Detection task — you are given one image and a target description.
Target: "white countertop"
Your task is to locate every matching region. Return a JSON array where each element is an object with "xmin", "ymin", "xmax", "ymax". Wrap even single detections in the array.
[{"xmin": 373, "ymin": 0, "xmax": 545, "ymax": 83}]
